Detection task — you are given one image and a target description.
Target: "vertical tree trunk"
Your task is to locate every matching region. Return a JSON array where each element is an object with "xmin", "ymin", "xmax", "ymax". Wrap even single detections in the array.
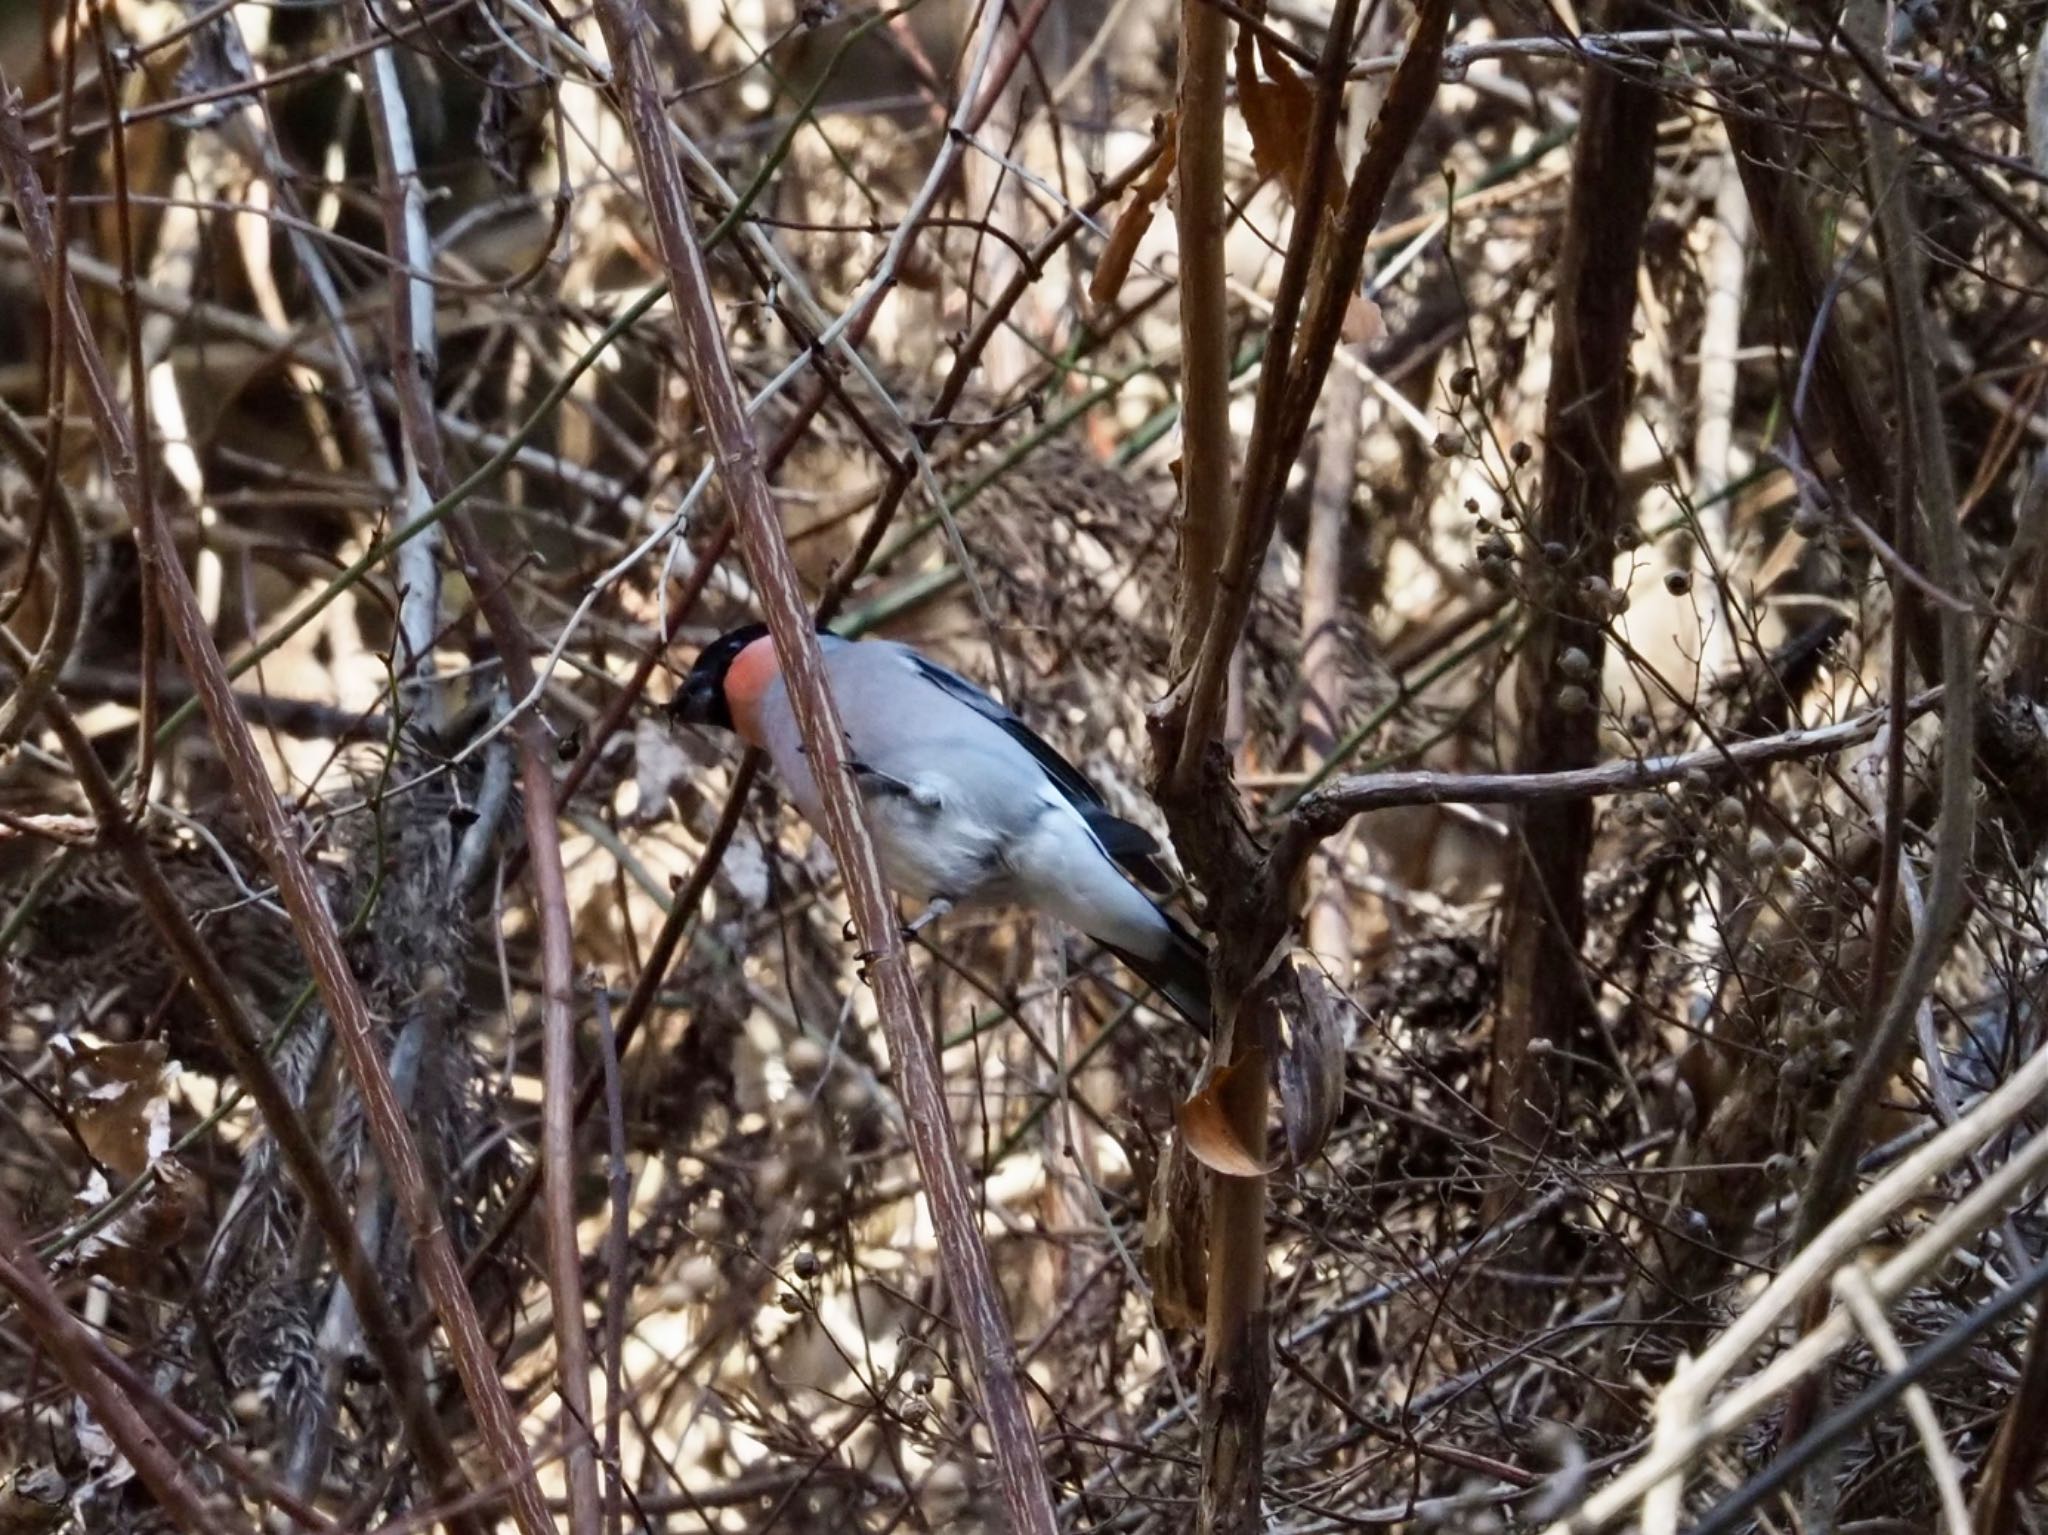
[{"xmin": 1490, "ymin": 3, "xmax": 1661, "ymax": 1167}]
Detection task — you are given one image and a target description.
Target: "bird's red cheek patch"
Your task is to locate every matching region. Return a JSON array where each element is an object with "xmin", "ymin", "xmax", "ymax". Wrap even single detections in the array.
[{"xmin": 724, "ymin": 633, "xmax": 780, "ymax": 747}]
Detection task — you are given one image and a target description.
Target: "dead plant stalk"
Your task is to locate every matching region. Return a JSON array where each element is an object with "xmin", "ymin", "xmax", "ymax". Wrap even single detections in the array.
[
  {"xmin": 587, "ymin": 5, "xmax": 1061, "ymax": 1532},
  {"xmin": 0, "ymin": 1202, "xmax": 244, "ymax": 1535},
  {"xmin": 0, "ymin": 84, "xmax": 553, "ymax": 1535},
  {"xmin": 1159, "ymin": 2, "xmax": 1449, "ymax": 1528},
  {"xmin": 344, "ymin": 4, "xmax": 605, "ymax": 1531}
]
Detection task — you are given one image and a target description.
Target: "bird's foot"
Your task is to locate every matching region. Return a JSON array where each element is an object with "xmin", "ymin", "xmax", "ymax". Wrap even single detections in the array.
[{"xmin": 900, "ymin": 897, "xmax": 953, "ymax": 943}]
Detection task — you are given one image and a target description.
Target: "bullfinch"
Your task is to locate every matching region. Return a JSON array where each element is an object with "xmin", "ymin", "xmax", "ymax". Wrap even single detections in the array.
[{"xmin": 672, "ymin": 623, "xmax": 1211, "ymax": 1030}]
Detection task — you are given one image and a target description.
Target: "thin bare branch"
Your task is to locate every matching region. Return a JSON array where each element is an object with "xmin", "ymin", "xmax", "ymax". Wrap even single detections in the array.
[
  {"xmin": 0, "ymin": 83, "xmax": 551, "ymax": 1535},
  {"xmin": 587, "ymin": 9, "xmax": 1059, "ymax": 1533}
]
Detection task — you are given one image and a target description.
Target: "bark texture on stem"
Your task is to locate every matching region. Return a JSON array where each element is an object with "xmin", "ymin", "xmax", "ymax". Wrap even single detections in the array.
[
  {"xmin": 1971, "ymin": 1296, "xmax": 2048, "ymax": 1535},
  {"xmin": 1490, "ymin": 0, "xmax": 1660, "ymax": 1165},
  {"xmin": 1722, "ymin": 100, "xmax": 1934, "ymax": 676},
  {"xmin": 1171, "ymin": 0, "xmax": 1232, "ymax": 674},
  {"xmin": 1161, "ymin": 0, "xmax": 1450, "ymax": 794},
  {"xmin": 1156, "ymin": 5, "xmax": 1447, "ymax": 1527},
  {"xmin": 0, "ymin": 449, "xmax": 478, "ymax": 1533},
  {"xmin": 588, "ymin": 10, "xmax": 1059, "ymax": 1533}
]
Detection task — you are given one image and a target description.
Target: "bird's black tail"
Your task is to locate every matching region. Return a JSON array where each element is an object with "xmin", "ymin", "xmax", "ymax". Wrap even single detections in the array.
[{"xmin": 1107, "ymin": 913, "xmax": 1212, "ymax": 1033}]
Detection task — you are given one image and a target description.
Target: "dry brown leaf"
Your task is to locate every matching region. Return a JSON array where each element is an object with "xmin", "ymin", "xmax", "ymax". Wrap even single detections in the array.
[
  {"xmin": 66, "ymin": 1159, "xmax": 200, "ymax": 1284},
  {"xmin": 1140, "ymin": 1131, "xmax": 1207, "ymax": 1330},
  {"xmin": 1274, "ymin": 962, "xmax": 1349, "ymax": 1166},
  {"xmin": 1342, "ymin": 291, "xmax": 1385, "ymax": 347},
  {"xmin": 0, "ymin": 1465, "xmax": 68, "ymax": 1535},
  {"xmin": 56, "ymin": 1037, "xmax": 172, "ymax": 1181},
  {"xmin": 1088, "ymin": 115, "xmax": 1179, "ymax": 310},
  {"xmin": 1177, "ymin": 1046, "xmax": 1273, "ymax": 1177},
  {"xmin": 1236, "ymin": 28, "xmax": 1333, "ymax": 208}
]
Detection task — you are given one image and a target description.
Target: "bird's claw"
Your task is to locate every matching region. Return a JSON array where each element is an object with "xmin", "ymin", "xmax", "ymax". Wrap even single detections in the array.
[{"xmin": 901, "ymin": 897, "xmax": 953, "ymax": 939}]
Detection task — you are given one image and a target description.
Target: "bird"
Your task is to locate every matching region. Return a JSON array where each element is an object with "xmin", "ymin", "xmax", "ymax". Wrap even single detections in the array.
[{"xmin": 672, "ymin": 622, "xmax": 1211, "ymax": 1030}]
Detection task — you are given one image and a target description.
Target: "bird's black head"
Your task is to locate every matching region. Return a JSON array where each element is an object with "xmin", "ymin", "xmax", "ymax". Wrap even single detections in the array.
[{"xmin": 671, "ymin": 622, "xmax": 770, "ymax": 731}]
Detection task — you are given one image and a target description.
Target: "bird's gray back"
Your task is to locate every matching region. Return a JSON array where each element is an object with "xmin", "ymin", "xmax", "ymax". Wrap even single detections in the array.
[{"xmin": 827, "ymin": 642, "xmax": 1064, "ymax": 839}]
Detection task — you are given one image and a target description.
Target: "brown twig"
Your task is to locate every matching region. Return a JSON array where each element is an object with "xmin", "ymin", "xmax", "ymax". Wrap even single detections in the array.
[
  {"xmin": 588, "ymin": 7, "xmax": 1059, "ymax": 1531},
  {"xmin": 1970, "ymin": 1294, "xmax": 2048, "ymax": 1535},
  {"xmin": 1773, "ymin": 6, "xmax": 1981, "ymax": 1474},
  {"xmin": 1153, "ymin": 2, "xmax": 1447, "ymax": 1524},
  {"xmin": 595, "ymin": 984, "xmax": 631, "ymax": 1535},
  {"xmin": 1161, "ymin": 5, "xmax": 1266, "ymax": 1530},
  {"xmin": 1296, "ymin": 10, "xmax": 1389, "ymax": 979},
  {"xmin": 0, "ymin": 625, "xmax": 464, "ymax": 1530},
  {"xmin": 0, "ymin": 1203, "xmax": 246, "ymax": 1535},
  {"xmin": 1162, "ymin": 0, "xmax": 1452, "ymax": 795},
  {"xmin": 1720, "ymin": 80, "xmax": 1935, "ymax": 679},
  {"xmin": 817, "ymin": 135, "xmax": 1166, "ymax": 616},
  {"xmin": 343, "ymin": 5, "xmax": 601, "ymax": 1527},
  {"xmin": 0, "ymin": 397, "xmax": 82, "ymax": 751},
  {"xmin": 1165, "ymin": 0, "xmax": 1233, "ymax": 686},
  {"xmin": 19, "ymin": 0, "xmax": 472, "ymax": 153},
  {"xmin": 1278, "ymin": 691, "xmax": 1935, "ymax": 853},
  {"xmin": 61, "ymin": 1327, "xmax": 337, "ymax": 1532},
  {"xmin": 0, "ymin": 82, "xmax": 550, "ymax": 1535},
  {"xmin": 455, "ymin": 752, "xmax": 761, "ymax": 1297}
]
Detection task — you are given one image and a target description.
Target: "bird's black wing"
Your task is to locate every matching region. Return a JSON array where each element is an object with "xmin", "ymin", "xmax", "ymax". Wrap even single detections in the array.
[
  {"xmin": 902, "ymin": 651, "xmax": 1172, "ymax": 889},
  {"xmin": 904, "ymin": 651, "xmax": 1106, "ymax": 808}
]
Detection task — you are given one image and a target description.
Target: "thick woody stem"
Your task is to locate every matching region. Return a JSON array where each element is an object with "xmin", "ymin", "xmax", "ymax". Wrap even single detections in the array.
[{"xmin": 1169, "ymin": 0, "xmax": 1232, "ymax": 677}]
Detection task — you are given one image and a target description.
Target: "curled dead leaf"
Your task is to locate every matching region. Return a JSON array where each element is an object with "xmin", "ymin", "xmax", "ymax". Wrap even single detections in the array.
[
  {"xmin": 1177, "ymin": 1046, "xmax": 1273, "ymax": 1177},
  {"xmin": 65, "ymin": 1158, "xmax": 200, "ymax": 1284},
  {"xmin": 1272, "ymin": 961, "xmax": 1349, "ymax": 1167},
  {"xmin": 1089, "ymin": 114, "xmax": 1178, "ymax": 310},
  {"xmin": 1235, "ymin": 28, "xmax": 1337, "ymax": 209},
  {"xmin": 54, "ymin": 1037, "xmax": 174, "ymax": 1181}
]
